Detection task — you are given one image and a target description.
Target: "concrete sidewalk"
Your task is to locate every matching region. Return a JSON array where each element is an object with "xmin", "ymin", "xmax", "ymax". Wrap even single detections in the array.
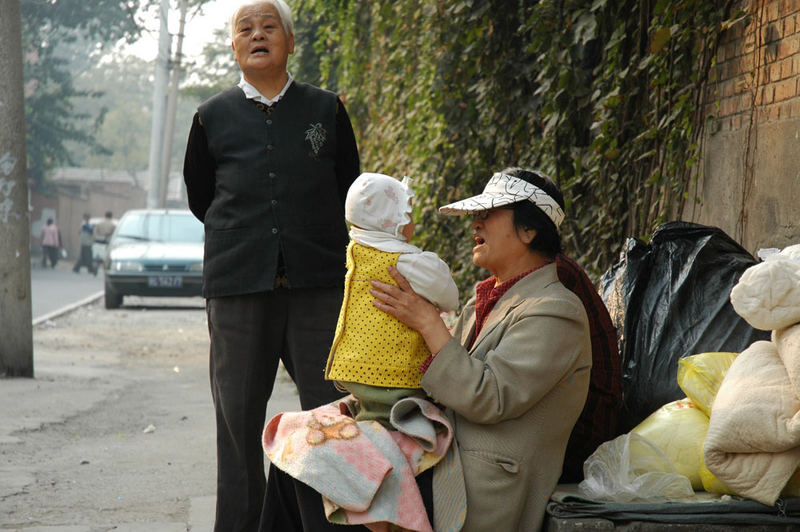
[{"xmin": 0, "ymin": 297, "xmax": 300, "ymax": 531}]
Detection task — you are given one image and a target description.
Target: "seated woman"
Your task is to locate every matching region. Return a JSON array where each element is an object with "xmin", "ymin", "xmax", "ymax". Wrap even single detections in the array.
[{"xmin": 371, "ymin": 167, "xmax": 592, "ymax": 531}]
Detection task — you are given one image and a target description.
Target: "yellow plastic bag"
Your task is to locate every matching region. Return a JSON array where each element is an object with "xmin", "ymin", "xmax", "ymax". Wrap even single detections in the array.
[
  {"xmin": 631, "ymin": 398, "xmax": 708, "ymax": 490},
  {"xmin": 677, "ymin": 352, "xmax": 738, "ymax": 417},
  {"xmin": 699, "ymin": 459, "xmax": 736, "ymax": 495}
]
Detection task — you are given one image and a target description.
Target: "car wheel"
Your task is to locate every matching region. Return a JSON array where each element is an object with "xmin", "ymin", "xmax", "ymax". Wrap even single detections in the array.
[{"xmin": 104, "ymin": 281, "xmax": 123, "ymax": 309}]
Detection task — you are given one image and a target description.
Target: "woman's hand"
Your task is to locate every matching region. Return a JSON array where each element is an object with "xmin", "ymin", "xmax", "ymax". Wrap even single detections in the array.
[{"xmin": 371, "ymin": 266, "xmax": 453, "ymax": 354}]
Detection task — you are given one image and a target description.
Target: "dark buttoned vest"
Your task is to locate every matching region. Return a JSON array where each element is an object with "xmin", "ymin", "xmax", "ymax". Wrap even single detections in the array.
[{"xmin": 197, "ymin": 82, "xmax": 347, "ymax": 297}]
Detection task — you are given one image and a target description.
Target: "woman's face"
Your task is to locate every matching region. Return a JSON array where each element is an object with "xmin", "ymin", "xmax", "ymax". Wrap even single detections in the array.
[{"xmin": 471, "ymin": 208, "xmax": 535, "ymax": 281}]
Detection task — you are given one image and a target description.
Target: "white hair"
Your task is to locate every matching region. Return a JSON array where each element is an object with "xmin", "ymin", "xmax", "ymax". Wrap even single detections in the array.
[{"xmin": 229, "ymin": 0, "xmax": 294, "ymax": 40}]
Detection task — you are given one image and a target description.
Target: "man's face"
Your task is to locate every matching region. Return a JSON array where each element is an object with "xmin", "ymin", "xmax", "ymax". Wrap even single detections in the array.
[{"xmin": 231, "ymin": 2, "xmax": 294, "ymax": 77}]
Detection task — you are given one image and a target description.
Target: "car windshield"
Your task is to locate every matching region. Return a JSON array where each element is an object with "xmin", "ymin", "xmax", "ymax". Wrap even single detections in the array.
[{"xmin": 115, "ymin": 212, "xmax": 204, "ymax": 243}]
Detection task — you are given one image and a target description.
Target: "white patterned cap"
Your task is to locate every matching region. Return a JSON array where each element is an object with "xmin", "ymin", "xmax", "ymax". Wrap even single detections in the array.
[
  {"xmin": 345, "ymin": 172, "xmax": 415, "ymax": 239},
  {"xmin": 439, "ymin": 172, "xmax": 565, "ymax": 228}
]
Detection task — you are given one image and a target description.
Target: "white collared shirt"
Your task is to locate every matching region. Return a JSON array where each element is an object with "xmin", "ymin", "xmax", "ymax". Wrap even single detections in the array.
[
  {"xmin": 237, "ymin": 72, "xmax": 294, "ymax": 106},
  {"xmin": 349, "ymin": 227, "xmax": 459, "ymax": 312}
]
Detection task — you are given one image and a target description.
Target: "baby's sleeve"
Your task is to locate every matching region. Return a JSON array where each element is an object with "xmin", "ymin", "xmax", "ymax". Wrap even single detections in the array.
[{"xmin": 396, "ymin": 251, "xmax": 459, "ymax": 311}]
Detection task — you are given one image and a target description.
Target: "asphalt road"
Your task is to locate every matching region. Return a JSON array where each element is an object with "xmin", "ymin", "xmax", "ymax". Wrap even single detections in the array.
[{"xmin": 30, "ymin": 259, "xmax": 103, "ymax": 322}]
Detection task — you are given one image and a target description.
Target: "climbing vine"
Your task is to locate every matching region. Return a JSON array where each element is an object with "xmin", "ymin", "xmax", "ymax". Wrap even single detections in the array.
[{"xmin": 291, "ymin": 0, "xmax": 744, "ymax": 293}]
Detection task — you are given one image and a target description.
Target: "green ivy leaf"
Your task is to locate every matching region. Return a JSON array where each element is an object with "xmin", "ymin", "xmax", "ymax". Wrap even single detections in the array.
[{"xmin": 650, "ymin": 26, "xmax": 672, "ymax": 53}]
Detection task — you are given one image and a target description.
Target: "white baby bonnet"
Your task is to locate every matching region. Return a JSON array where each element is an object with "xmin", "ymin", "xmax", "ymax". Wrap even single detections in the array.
[{"xmin": 345, "ymin": 172, "xmax": 414, "ymax": 239}]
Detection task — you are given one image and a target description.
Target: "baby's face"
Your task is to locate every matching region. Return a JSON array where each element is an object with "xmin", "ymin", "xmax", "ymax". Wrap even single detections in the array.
[
  {"xmin": 401, "ymin": 220, "xmax": 415, "ymax": 241},
  {"xmin": 400, "ymin": 197, "xmax": 414, "ymax": 241}
]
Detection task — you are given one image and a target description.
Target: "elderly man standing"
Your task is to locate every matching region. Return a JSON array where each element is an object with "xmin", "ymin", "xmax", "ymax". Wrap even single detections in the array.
[{"xmin": 182, "ymin": 1, "xmax": 360, "ymax": 530}]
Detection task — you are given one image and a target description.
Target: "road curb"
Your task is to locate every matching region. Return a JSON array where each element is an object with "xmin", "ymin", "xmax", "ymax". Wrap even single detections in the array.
[{"xmin": 32, "ymin": 290, "xmax": 104, "ymax": 327}]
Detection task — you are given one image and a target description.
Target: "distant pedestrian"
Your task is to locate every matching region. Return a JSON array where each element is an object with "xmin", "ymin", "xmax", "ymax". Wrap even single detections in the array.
[
  {"xmin": 73, "ymin": 213, "xmax": 96, "ymax": 275},
  {"xmin": 40, "ymin": 218, "xmax": 62, "ymax": 268},
  {"xmin": 93, "ymin": 211, "xmax": 116, "ymax": 244},
  {"xmin": 92, "ymin": 211, "xmax": 117, "ymax": 270}
]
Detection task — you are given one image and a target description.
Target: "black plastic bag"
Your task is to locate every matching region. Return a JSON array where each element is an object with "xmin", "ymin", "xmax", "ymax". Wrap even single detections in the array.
[{"xmin": 600, "ymin": 222, "xmax": 770, "ymax": 433}]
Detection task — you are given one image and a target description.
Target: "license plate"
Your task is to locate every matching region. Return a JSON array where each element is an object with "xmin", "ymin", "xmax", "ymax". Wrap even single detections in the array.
[{"xmin": 147, "ymin": 275, "xmax": 183, "ymax": 288}]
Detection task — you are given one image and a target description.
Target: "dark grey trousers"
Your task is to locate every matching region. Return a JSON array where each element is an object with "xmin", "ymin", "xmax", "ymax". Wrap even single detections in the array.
[{"xmin": 206, "ymin": 287, "xmax": 345, "ymax": 532}]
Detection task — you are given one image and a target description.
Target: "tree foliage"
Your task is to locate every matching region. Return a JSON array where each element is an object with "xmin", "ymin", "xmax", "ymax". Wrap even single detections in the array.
[
  {"xmin": 21, "ymin": 0, "xmax": 147, "ymax": 189},
  {"xmin": 65, "ymin": 54, "xmax": 196, "ymax": 181},
  {"xmin": 291, "ymin": 0, "xmax": 742, "ymax": 291},
  {"xmin": 21, "ymin": 0, "xmax": 218, "ymax": 189},
  {"xmin": 181, "ymin": 26, "xmax": 240, "ymax": 102}
]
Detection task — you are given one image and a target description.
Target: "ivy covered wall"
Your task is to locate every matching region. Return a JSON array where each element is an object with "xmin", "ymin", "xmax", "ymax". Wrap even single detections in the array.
[{"xmin": 291, "ymin": 0, "xmax": 743, "ymax": 292}]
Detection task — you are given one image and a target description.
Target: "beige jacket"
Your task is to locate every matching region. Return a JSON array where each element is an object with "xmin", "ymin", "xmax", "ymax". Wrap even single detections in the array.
[{"xmin": 421, "ymin": 263, "xmax": 591, "ymax": 531}]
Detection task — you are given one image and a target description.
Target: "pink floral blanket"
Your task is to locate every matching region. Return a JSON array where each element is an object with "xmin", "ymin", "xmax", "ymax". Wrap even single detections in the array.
[{"xmin": 262, "ymin": 396, "xmax": 453, "ymax": 532}]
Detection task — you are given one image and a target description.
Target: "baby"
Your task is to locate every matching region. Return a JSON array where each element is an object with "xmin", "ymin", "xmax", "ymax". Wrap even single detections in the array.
[{"xmin": 325, "ymin": 172, "xmax": 459, "ymax": 427}]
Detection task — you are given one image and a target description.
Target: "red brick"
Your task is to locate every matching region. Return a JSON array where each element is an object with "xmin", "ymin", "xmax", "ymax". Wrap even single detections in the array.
[
  {"xmin": 719, "ymin": 97, "xmax": 735, "ymax": 116},
  {"xmin": 728, "ymin": 59, "xmax": 740, "ymax": 79},
  {"xmin": 765, "ymin": 83, "xmax": 776, "ymax": 103},
  {"xmin": 774, "ymin": 78, "xmax": 797, "ymax": 100},
  {"xmin": 777, "ymin": 36, "xmax": 800, "ymax": 58},
  {"xmin": 780, "ymin": 57, "xmax": 794, "ymax": 78},
  {"xmin": 718, "ymin": 42, "xmax": 728, "ymax": 63},
  {"xmin": 737, "ymin": 76, "xmax": 749, "ymax": 95},
  {"xmin": 741, "ymin": 54, "xmax": 755, "ymax": 72},
  {"xmin": 730, "ymin": 22, "xmax": 743, "ymax": 40},
  {"xmin": 755, "ymin": 85, "xmax": 765, "ymax": 105},
  {"xmin": 714, "ymin": 62, "xmax": 725, "ymax": 81},
  {"xmin": 718, "ymin": 97, "xmax": 730, "ymax": 117},
  {"xmin": 785, "ymin": 13, "xmax": 796, "ymax": 34},
  {"xmin": 744, "ymin": 29, "xmax": 756, "ymax": 51},
  {"xmin": 782, "ymin": 0, "xmax": 800, "ymax": 16},
  {"xmin": 768, "ymin": 3, "xmax": 780, "ymax": 22},
  {"xmin": 790, "ymin": 98, "xmax": 800, "ymax": 116},
  {"xmin": 704, "ymin": 84, "xmax": 716, "ymax": 104},
  {"xmin": 709, "ymin": 66, "xmax": 720, "ymax": 84},
  {"xmin": 771, "ymin": 63, "xmax": 783, "ymax": 82},
  {"xmin": 730, "ymin": 41, "xmax": 743, "ymax": 60},
  {"xmin": 757, "ymin": 65, "xmax": 769, "ymax": 85},
  {"xmin": 708, "ymin": 87, "xmax": 721, "ymax": 107}
]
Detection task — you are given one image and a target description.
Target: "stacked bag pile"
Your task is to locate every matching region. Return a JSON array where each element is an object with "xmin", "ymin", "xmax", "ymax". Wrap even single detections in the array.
[
  {"xmin": 704, "ymin": 244, "xmax": 800, "ymax": 505},
  {"xmin": 580, "ymin": 244, "xmax": 800, "ymax": 504}
]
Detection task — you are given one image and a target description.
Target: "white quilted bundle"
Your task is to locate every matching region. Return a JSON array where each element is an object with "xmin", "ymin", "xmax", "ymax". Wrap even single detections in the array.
[{"xmin": 730, "ymin": 244, "xmax": 800, "ymax": 331}]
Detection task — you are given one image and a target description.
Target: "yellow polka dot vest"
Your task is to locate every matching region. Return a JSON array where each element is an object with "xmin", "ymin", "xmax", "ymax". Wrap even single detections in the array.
[{"xmin": 325, "ymin": 241, "xmax": 430, "ymax": 388}]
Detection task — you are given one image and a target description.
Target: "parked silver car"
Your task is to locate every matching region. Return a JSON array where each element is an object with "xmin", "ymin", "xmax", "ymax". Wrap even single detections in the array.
[{"xmin": 103, "ymin": 209, "xmax": 204, "ymax": 309}]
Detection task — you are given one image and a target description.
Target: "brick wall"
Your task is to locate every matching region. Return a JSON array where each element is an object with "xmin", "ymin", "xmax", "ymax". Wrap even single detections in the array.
[
  {"xmin": 690, "ymin": 0, "xmax": 800, "ymax": 254},
  {"xmin": 708, "ymin": 0, "xmax": 800, "ymax": 131}
]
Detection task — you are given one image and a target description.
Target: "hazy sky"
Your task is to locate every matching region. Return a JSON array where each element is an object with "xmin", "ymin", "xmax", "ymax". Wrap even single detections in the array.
[{"xmin": 124, "ymin": 0, "xmax": 231, "ymax": 62}]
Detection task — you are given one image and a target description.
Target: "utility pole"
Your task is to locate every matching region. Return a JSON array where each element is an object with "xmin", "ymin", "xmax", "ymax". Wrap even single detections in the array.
[
  {"xmin": 0, "ymin": 0, "xmax": 34, "ymax": 377},
  {"xmin": 159, "ymin": 0, "xmax": 188, "ymax": 208},
  {"xmin": 146, "ymin": 0, "xmax": 171, "ymax": 208}
]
